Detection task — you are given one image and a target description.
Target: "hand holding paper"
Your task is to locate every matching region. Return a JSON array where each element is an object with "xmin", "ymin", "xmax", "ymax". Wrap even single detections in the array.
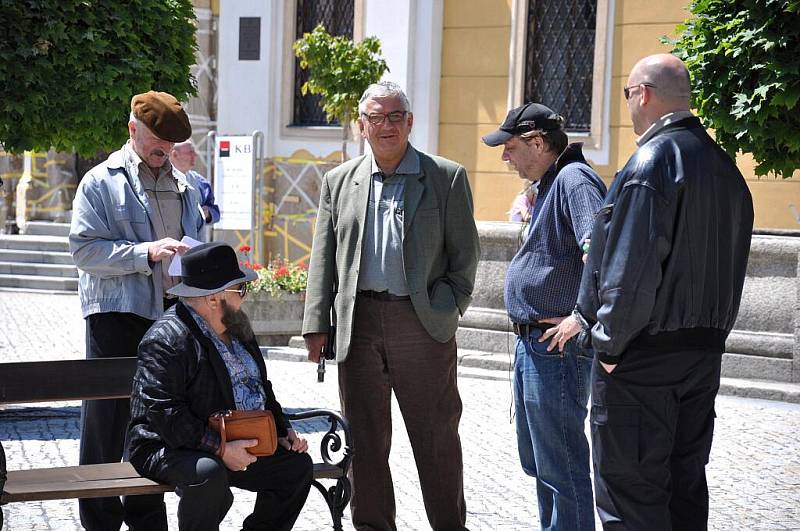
[{"xmin": 167, "ymin": 236, "xmax": 204, "ymax": 276}]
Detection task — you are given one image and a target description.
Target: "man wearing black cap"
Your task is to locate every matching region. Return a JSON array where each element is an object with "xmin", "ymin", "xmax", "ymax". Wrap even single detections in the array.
[
  {"xmin": 69, "ymin": 91, "xmax": 204, "ymax": 530},
  {"xmin": 483, "ymin": 102, "xmax": 606, "ymax": 530},
  {"xmin": 128, "ymin": 242, "xmax": 313, "ymax": 531}
]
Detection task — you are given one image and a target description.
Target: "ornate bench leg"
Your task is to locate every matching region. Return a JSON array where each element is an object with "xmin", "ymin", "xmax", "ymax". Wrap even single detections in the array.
[
  {"xmin": 330, "ymin": 475, "xmax": 351, "ymax": 531},
  {"xmin": 311, "ymin": 475, "xmax": 351, "ymax": 531}
]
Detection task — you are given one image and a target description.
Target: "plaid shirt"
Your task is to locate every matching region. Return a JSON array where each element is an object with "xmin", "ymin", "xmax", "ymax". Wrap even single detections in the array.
[{"xmin": 504, "ymin": 144, "xmax": 606, "ymax": 323}]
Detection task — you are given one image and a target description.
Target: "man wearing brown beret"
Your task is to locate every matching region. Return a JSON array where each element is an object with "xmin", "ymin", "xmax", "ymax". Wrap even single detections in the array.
[{"xmin": 69, "ymin": 91, "xmax": 204, "ymax": 531}]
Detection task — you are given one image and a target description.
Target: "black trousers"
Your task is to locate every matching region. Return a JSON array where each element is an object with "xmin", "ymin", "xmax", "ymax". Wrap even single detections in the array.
[
  {"xmin": 134, "ymin": 447, "xmax": 313, "ymax": 531},
  {"xmin": 79, "ymin": 311, "xmax": 167, "ymax": 531},
  {"xmin": 590, "ymin": 347, "xmax": 722, "ymax": 531}
]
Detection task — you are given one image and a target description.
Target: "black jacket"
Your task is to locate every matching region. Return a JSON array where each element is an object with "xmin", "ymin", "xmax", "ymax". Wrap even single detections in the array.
[
  {"xmin": 576, "ymin": 116, "xmax": 754, "ymax": 363},
  {"xmin": 127, "ymin": 302, "xmax": 291, "ymax": 466}
]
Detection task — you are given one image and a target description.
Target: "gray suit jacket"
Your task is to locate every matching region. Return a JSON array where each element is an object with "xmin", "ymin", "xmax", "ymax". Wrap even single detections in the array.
[{"xmin": 302, "ymin": 146, "xmax": 480, "ymax": 362}]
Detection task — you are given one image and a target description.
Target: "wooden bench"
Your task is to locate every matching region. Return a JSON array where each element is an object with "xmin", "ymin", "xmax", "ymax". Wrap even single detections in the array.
[{"xmin": 0, "ymin": 357, "xmax": 353, "ymax": 530}]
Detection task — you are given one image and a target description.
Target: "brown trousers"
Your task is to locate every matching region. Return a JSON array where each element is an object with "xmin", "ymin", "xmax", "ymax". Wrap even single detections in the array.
[{"xmin": 339, "ymin": 295, "xmax": 468, "ymax": 531}]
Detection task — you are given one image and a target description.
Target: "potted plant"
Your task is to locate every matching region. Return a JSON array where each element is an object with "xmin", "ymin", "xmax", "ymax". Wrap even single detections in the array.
[{"xmin": 237, "ymin": 245, "xmax": 308, "ymax": 346}]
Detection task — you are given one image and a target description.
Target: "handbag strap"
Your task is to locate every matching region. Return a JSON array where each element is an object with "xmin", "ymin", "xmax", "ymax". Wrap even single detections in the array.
[{"xmin": 217, "ymin": 413, "xmax": 227, "ymax": 459}]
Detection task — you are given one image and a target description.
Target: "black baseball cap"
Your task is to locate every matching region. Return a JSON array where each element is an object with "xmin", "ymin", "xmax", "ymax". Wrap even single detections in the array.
[{"xmin": 482, "ymin": 102, "xmax": 564, "ymax": 146}]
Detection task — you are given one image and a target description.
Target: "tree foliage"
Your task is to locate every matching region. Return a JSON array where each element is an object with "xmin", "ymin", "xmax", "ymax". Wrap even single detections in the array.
[
  {"xmin": 293, "ymin": 25, "xmax": 388, "ymax": 158},
  {"xmin": 667, "ymin": 0, "xmax": 800, "ymax": 177},
  {"xmin": 0, "ymin": 0, "xmax": 197, "ymax": 156}
]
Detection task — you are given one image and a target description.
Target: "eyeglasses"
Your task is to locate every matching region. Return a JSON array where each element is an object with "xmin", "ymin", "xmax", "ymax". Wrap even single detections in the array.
[
  {"xmin": 623, "ymin": 82, "xmax": 656, "ymax": 100},
  {"xmin": 224, "ymin": 283, "xmax": 249, "ymax": 298},
  {"xmin": 361, "ymin": 111, "xmax": 407, "ymax": 125}
]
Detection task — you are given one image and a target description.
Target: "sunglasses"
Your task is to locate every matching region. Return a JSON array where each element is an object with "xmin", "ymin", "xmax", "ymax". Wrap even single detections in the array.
[
  {"xmin": 623, "ymin": 82, "xmax": 656, "ymax": 100},
  {"xmin": 223, "ymin": 283, "xmax": 249, "ymax": 298}
]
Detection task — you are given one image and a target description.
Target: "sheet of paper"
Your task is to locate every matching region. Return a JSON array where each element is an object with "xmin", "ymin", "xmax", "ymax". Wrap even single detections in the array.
[{"xmin": 167, "ymin": 236, "xmax": 204, "ymax": 276}]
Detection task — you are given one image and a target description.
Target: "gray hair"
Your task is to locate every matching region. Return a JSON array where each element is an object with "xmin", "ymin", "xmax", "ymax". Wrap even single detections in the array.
[
  {"xmin": 358, "ymin": 81, "xmax": 411, "ymax": 115},
  {"xmin": 172, "ymin": 139, "xmax": 195, "ymax": 151},
  {"xmin": 520, "ymin": 128, "xmax": 568, "ymax": 155}
]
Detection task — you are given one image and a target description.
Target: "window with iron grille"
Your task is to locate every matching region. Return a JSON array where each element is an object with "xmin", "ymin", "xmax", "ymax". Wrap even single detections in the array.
[
  {"xmin": 292, "ymin": 0, "xmax": 354, "ymax": 126},
  {"xmin": 525, "ymin": 0, "xmax": 597, "ymax": 133}
]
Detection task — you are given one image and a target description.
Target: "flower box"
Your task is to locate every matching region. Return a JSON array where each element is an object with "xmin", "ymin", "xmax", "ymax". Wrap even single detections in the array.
[
  {"xmin": 241, "ymin": 291, "xmax": 305, "ymax": 346},
  {"xmin": 237, "ymin": 246, "xmax": 307, "ymax": 346}
]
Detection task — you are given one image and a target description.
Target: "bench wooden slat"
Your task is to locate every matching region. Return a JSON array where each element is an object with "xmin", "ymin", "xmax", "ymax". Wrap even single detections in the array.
[
  {"xmin": 312, "ymin": 462, "xmax": 345, "ymax": 480},
  {"xmin": 1, "ymin": 463, "xmax": 171, "ymax": 503},
  {"xmin": 0, "ymin": 358, "xmax": 138, "ymax": 404},
  {"xmin": 1, "ymin": 461, "xmax": 344, "ymax": 504}
]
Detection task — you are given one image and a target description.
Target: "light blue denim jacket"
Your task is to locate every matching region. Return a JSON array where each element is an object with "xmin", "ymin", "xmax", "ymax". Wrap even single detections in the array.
[{"xmin": 69, "ymin": 145, "xmax": 203, "ymax": 320}]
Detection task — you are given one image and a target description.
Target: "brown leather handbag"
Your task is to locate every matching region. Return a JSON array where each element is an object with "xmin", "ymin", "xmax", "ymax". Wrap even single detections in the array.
[{"xmin": 208, "ymin": 410, "xmax": 278, "ymax": 457}]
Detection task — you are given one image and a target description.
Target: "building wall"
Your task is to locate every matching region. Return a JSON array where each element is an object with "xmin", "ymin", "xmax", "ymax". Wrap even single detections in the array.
[{"xmin": 438, "ymin": 0, "xmax": 800, "ymax": 229}]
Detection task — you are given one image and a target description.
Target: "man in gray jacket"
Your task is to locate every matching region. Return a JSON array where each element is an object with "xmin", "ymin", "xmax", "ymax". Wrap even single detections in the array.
[
  {"xmin": 302, "ymin": 81, "xmax": 480, "ymax": 531},
  {"xmin": 575, "ymin": 54, "xmax": 753, "ymax": 530},
  {"xmin": 69, "ymin": 91, "xmax": 202, "ymax": 531}
]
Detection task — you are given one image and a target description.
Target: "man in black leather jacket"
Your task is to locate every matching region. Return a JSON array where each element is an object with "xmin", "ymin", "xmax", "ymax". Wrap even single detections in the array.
[
  {"xmin": 128, "ymin": 242, "xmax": 313, "ymax": 531},
  {"xmin": 574, "ymin": 54, "xmax": 754, "ymax": 529}
]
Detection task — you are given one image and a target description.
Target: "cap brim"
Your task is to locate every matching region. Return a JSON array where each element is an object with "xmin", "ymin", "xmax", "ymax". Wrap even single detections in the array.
[
  {"xmin": 481, "ymin": 129, "xmax": 513, "ymax": 147},
  {"xmin": 167, "ymin": 268, "xmax": 258, "ymax": 298}
]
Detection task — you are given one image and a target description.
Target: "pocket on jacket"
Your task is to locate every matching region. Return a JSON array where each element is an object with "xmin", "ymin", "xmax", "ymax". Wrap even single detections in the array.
[{"xmin": 113, "ymin": 204, "xmax": 147, "ymax": 223}]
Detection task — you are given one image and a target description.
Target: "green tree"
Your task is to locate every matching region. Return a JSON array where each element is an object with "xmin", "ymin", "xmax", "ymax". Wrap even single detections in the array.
[
  {"xmin": 0, "ymin": 0, "xmax": 197, "ymax": 156},
  {"xmin": 667, "ymin": 0, "xmax": 800, "ymax": 177},
  {"xmin": 293, "ymin": 24, "xmax": 388, "ymax": 160}
]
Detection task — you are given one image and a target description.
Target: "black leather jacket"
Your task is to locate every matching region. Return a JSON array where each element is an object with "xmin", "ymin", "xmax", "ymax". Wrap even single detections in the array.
[
  {"xmin": 576, "ymin": 116, "xmax": 754, "ymax": 363},
  {"xmin": 127, "ymin": 302, "xmax": 290, "ymax": 467}
]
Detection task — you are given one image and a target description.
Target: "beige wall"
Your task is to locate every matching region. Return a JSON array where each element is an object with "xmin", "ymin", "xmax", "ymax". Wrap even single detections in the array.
[{"xmin": 438, "ymin": 0, "xmax": 800, "ymax": 229}]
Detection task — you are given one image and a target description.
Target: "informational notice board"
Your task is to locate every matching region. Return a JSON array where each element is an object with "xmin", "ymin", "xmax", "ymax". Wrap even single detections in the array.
[{"xmin": 214, "ymin": 135, "xmax": 254, "ymax": 231}]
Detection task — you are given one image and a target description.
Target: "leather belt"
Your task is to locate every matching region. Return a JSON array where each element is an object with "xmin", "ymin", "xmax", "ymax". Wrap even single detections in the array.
[
  {"xmin": 512, "ymin": 321, "xmax": 554, "ymax": 336},
  {"xmin": 358, "ymin": 290, "xmax": 411, "ymax": 302}
]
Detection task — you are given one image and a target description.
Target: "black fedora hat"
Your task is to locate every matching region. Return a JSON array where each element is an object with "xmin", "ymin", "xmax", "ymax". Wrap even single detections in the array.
[{"xmin": 167, "ymin": 242, "xmax": 257, "ymax": 297}]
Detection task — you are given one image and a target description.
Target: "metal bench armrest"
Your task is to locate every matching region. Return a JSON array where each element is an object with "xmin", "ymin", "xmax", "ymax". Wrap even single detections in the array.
[{"xmin": 285, "ymin": 409, "xmax": 353, "ymax": 471}]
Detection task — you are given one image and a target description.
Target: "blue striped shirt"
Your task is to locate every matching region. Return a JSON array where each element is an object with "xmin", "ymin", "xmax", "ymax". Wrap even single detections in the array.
[{"xmin": 504, "ymin": 144, "xmax": 607, "ymax": 322}]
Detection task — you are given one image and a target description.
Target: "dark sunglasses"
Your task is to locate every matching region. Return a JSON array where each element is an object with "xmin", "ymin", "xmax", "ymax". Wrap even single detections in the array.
[
  {"xmin": 223, "ymin": 283, "xmax": 249, "ymax": 298},
  {"xmin": 623, "ymin": 82, "xmax": 656, "ymax": 100}
]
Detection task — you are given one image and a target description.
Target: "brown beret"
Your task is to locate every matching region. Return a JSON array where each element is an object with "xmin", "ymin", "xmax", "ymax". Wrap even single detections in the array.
[{"xmin": 130, "ymin": 91, "xmax": 192, "ymax": 142}]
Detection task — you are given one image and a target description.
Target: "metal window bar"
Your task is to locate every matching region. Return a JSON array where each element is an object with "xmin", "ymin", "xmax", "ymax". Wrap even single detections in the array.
[
  {"xmin": 525, "ymin": 0, "xmax": 597, "ymax": 133},
  {"xmin": 292, "ymin": 0, "xmax": 355, "ymax": 127}
]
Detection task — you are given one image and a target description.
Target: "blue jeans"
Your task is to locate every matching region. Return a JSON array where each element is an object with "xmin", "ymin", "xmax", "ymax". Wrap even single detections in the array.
[{"xmin": 514, "ymin": 329, "xmax": 594, "ymax": 530}]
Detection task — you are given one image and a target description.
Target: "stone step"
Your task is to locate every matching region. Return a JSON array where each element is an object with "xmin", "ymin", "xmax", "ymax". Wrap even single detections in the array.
[
  {"xmin": 0, "ymin": 234, "xmax": 70, "ymax": 252},
  {"xmin": 0, "ymin": 261, "xmax": 78, "ymax": 278},
  {"xmin": 24, "ymin": 221, "xmax": 71, "ymax": 237},
  {"xmin": 0, "ymin": 248, "xmax": 74, "ymax": 265},
  {"xmin": 264, "ymin": 345, "xmax": 800, "ymax": 403},
  {"xmin": 456, "ymin": 326, "xmax": 516, "ymax": 354},
  {"xmin": 0, "ymin": 273, "xmax": 78, "ymax": 291},
  {"xmin": 456, "ymin": 325, "xmax": 796, "ymax": 381}
]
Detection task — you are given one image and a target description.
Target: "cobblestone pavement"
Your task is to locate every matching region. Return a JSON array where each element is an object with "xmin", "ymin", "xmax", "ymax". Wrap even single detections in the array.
[{"xmin": 1, "ymin": 291, "xmax": 799, "ymax": 530}]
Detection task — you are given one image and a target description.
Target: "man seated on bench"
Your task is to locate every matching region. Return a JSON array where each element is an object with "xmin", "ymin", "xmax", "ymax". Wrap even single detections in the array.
[{"xmin": 127, "ymin": 242, "xmax": 313, "ymax": 530}]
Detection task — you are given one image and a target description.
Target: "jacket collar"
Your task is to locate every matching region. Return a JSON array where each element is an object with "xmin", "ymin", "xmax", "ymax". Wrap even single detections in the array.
[
  {"xmin": 111, "ymin": 142, "xmax": 192, "ymax": 192},
  {"xmin": 538, "ymin": 142, "xmax": 589, "ymax": 194},
  {"xmin": 555, "ymin": 142, "xmax": 588, "ymax": 173},
  {"xmin": 636, "ymin": 111, "xmax": 698, "ymax": 146}
]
